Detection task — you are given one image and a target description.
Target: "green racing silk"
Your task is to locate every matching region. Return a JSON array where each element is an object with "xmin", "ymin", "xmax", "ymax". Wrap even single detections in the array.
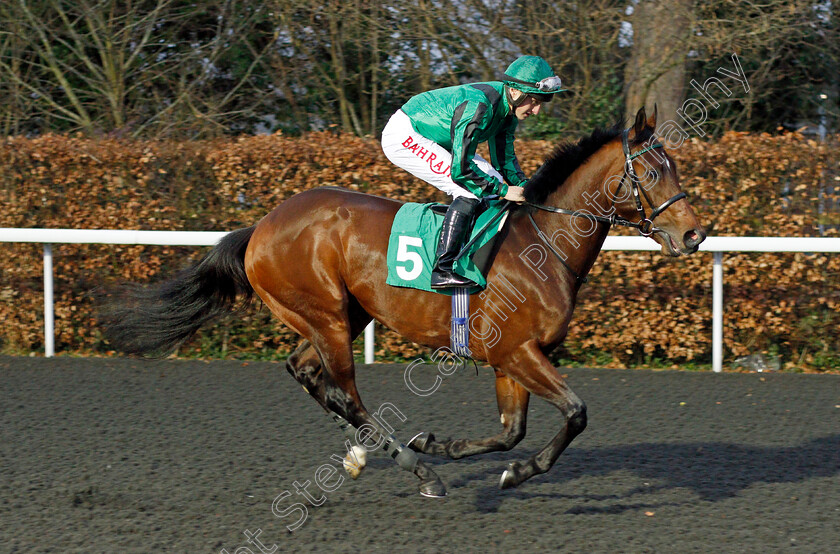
[{"xmin": 400, "ymin": 82, "xmax": 527, "ymax": 197}]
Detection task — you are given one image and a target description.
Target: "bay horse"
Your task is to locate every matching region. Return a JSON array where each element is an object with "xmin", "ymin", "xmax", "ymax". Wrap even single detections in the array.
[{"xmin": 100, "ymin": 107, "xmax": 706, "ymax": 498}]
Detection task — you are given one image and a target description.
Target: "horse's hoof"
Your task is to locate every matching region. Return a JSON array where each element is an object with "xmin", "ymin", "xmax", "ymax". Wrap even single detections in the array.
[
  {"xmin": 418, "ymin": 479, "xmax": 447, "ymax": 498},
  {"xmin": 499, "ymin": 462, "xmax": 520, "ymax": 490},
  {"xmin": 407, "ymin": 431, "xmax": 434, "ymax": 453}
]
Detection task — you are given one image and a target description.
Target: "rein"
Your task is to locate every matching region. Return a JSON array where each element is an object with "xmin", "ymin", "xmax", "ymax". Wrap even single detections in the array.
[{"xmin": 524, "ymin": 128, "xmax": 687, "ymax": 285}]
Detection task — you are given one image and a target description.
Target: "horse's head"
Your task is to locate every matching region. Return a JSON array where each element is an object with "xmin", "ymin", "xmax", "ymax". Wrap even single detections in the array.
[
  {"xmin": 615, "ymin": 107, "xmax": 706, "ymax": 256},
  {"xmin": 524, "ymin": 111, "xmax": 706, "ymax": 261}
]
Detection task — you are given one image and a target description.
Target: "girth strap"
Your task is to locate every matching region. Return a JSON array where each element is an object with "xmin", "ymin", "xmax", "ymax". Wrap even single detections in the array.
[{"xmin": 451, "ymin": 288, "xmax": 471, "ymax": 357}]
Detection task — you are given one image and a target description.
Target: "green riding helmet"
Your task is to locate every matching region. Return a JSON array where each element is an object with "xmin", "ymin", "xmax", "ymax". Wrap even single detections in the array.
[{"xmin": 502, "ymin": 55, "xmax": 566, "ymax": 104}]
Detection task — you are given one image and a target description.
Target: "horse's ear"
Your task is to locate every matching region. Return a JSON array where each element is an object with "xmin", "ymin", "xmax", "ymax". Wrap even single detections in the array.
[
  {"xmin": 647, "ymin": 104, "xmax": 657, "ymax": 130},
  {"xmin": 633, "ymin": 107, "xmax": 647, "ymax": 136}
]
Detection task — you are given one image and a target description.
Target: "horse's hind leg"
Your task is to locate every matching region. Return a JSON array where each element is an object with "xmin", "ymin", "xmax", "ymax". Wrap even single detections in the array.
[
  {"xmin": 285, "ymin": 339, "xmax": 369, "ymax": 477},
  {"xmin": 287, "ymin": 338, "xmax": 370, "ymax": 449},
  {"xmin": 267, "ymin": 298, "xmax": 447, "ymax": 497},
  {"xmin": 285, "ymin": 340, "xmax": 328, "ymax": 409},
  {"xmin": 410, "ymin": 370, "xmax": 530, "ymax": 459},
  {"xmin": 285, "ymin": 299, "xmax": 376, "ymax": 422},
  {"xmin": 284, "ymin": 298, "xmax": 368, "ymax": 416},
  {"xmin": 311, "ymin": 323, "xmax": 447, "ymax": 497}
]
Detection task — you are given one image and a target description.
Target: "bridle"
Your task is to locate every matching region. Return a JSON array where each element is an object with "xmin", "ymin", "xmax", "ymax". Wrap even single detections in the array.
[{"xmin": 524, "ymin": 128, "xmax": 687, "ymax": 285}]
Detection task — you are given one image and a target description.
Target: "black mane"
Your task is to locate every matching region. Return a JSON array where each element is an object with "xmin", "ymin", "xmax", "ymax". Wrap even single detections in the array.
[{"xmin": 523, "ymin": 123, "xmax": 654, "ymax": 205}]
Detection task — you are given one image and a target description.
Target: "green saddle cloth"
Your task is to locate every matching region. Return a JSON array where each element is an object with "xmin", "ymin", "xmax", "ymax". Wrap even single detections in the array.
[{"xmin": 385, "ymin": 199, "xmax": 509, "ymax": 294}]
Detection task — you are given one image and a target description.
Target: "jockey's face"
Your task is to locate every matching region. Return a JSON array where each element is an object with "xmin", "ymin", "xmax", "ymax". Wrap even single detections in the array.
[{"xmin": 512, "ymin": 91, "xmax": 543, "ymax": 120}]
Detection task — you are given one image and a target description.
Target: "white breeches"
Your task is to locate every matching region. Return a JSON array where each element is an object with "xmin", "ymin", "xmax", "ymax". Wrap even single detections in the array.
[{"xmin": 381, "ymin": 110, "xmax": 503, "ymax": 199}]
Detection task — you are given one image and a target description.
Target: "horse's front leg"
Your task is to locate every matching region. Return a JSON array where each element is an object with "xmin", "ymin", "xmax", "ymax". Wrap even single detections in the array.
[
  {"xmin": 496, "ymin": 342, "xmax": 587, "ymax": 489},
  {"xmin": 409, "ymin": 370, "xmax": 530, "ymax": 459}
]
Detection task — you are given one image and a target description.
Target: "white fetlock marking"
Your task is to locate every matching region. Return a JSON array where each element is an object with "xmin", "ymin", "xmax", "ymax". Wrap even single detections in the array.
[
  {"xmin": 500, "ymin": 414, "xmax": 506, "ymax": 425},
  {"xmin": 343, "ymin": 445, "xmax": 367, "ymax": 479}
]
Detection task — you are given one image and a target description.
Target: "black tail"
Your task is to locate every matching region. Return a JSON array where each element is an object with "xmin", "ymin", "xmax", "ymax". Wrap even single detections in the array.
[{"xmin": 98, "ymin": 226, "xmax": 256, "ymax": 356}]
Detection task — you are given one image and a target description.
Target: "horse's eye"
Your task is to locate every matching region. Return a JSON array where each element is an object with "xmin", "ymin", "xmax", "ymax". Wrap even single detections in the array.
[{"xmin": 649, "ymin": 169, "xmax": 659, "ymax": 180}]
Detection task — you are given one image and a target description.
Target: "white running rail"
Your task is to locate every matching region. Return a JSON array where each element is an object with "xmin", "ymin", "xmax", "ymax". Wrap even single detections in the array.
[{"xmin": 2, "ymin": 229, "xmax": 839, "ymax": 371}]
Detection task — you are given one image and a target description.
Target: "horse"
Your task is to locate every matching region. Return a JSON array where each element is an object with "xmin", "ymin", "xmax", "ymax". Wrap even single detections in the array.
[{"xmin": 99, "ymin": 107, "xmax": 706, "ymax": 498}]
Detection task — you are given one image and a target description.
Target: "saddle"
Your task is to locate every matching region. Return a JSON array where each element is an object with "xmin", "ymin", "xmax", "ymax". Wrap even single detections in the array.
[{"xmin": 385, "ymin": 197, "xmax": 510, "ymax": 294}]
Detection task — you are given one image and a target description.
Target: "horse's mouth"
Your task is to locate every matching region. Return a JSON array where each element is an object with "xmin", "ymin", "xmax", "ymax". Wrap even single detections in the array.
[
  {"xmin": 657, "ymin": 229, "xmax": 704, "ymax": 257},
  {"xmin": 664, "ymin": 233, "xmax": 684, "ymax": 257}
]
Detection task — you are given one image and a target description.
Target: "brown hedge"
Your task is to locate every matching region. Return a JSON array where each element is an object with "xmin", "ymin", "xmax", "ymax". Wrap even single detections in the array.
[{"xmin": 0, "ymin": 130, "xmax": 838, "ymax": 370}]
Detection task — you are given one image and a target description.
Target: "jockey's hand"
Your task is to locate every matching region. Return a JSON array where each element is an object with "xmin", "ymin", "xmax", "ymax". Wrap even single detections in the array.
[{"xmin": 504, "ymin": 186, "xmax": 526, "ymax": 204}]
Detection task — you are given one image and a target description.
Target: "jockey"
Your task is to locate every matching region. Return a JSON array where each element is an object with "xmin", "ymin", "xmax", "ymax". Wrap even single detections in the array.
[{"xmin": 381, "ymin": 55, "xmax": 565, "ymax": 289}]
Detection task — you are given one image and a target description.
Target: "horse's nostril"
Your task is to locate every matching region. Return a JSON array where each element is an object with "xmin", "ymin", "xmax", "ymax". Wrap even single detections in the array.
[{"xmin": 684, "ymin": 228, "xmax": 707, "ymax": 249}]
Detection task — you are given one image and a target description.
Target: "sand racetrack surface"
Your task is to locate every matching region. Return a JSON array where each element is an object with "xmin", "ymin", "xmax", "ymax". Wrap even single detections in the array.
[{"xmin": 1, "ymin": 355, "xmax": 838, "ymax": 553}]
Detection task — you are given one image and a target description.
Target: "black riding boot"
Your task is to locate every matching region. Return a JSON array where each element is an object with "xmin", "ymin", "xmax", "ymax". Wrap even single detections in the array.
[{"xmin": 431, "ymin": 196, "xmax": 480, "ymax": 289}]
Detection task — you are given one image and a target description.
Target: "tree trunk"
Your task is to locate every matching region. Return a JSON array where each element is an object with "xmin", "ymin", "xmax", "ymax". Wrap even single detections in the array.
[{"xmin": 624, "ymin": 0, "xmax": 692, "ymax": 126}]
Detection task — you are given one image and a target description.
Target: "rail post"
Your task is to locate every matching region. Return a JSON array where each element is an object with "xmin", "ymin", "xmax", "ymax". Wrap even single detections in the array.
[
  {"xmin": 364, "ymin": 321, "xmax": 375, "ymax": 364},
  {"xmin": 712, "ymin": 252, "xmax": 723, "ymax": 373},
  {"xmin": 43, "ymin": 244, "xmax": 55, "ymax": 358}
]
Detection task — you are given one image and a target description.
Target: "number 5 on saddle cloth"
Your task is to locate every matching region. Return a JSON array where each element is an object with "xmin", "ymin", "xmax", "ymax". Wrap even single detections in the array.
[{"xmin": 386, "ymin": 197, "xmax": 511, "ymax": 357}]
